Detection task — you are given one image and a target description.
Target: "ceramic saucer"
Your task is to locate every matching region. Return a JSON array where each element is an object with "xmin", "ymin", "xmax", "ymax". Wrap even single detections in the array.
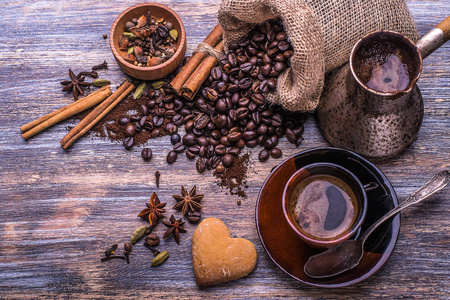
[{"xmin": 256, "ymin": 147, "xmax": 400, "ymax": 288}]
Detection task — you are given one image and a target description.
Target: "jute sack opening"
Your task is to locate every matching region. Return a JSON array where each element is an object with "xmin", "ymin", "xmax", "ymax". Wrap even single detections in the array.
[{"xmin": 218, "ymin": 0, "xmax": 418, "ymax": 111}]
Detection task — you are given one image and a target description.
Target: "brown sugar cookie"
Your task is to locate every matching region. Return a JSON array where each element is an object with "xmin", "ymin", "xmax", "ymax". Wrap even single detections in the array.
[{"xmin": 192, "ymin": 217, "xmax": 257, "ymax": 286}]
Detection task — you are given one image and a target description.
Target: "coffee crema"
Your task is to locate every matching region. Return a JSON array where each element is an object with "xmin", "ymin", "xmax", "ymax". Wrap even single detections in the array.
[{"xmin": 290, "ymin": 175, "xmax": 358, "ymax": 240}]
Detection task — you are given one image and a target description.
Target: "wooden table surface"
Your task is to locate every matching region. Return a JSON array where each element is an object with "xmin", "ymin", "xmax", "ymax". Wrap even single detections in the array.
[{"xmin": 1, "ymin": 0, "xmax": 448, "ymax": 298}]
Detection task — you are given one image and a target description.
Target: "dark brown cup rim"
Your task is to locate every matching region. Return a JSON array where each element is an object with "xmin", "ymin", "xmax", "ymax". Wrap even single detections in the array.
[{"xmin": 282, "ymin": 162, "xmax": 368, "ymax": 248}]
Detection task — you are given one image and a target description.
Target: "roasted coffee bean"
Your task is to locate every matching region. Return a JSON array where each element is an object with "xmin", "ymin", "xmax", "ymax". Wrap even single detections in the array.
[
  {"xmin": 173, "ymin": 142, "xmax": 186, "ymax": 153},
  {"xmin": 206, "ymin": 88, "xmax": 218, "ymax": 101},
  {"xmin": 260, "ymin": 64, "xmax": 272, "ymax": 77},
  {"xmin": 139, "ymin": 116, "xmax": 147, "ymax": 127},
  {"xmin": 198, "ymin": 145, "xmax": 207, "ymax": 157},
  {"xmin": 271, "ymin": 114, "xmax": 283, "ymax": 127},
  {"xmin": 141, "ymin": 148, "xmax": 153, "ymax": 161},
  {"xmin": 187, "ymin": 211, "xmax": 202, "ymax": 223},
  {"xmin": 196, "ymin": 157, "xmax": 206, "ymax": 173},
  {"xmin": 216, "ymin": 81, "xmax": 227, "ymax": 94},
  {"xmin": 293, "ymin": 125, "xmax": 304, "ymax": 137},
  {"xmin": 211, "ymin": 66, "xmax": 222, "ymax": 80},
  {"xmin": 182, "ymin": 133, "xmax": 196, "ymax": 146},
  {"xmin": 196, "ymin": 136, "xmax": 209, "ymax": 146},
  {"xmin": 215, "ymin": 99, "xmax": 228, "ymax": 114},
  {"xmin": 270, "ymin": 147, "xmax": 282, "ymax": 158},
  {"xmin": 258, "ymin": 149, "xmax": 270, "ymax": 162},
  {"xmin": 164, "ymin": 123, "xmax": 177, "ymax": 134},
  {"xmin": 238, "ymin": 97, "xmax": 250, "ymax": 107},
  {"xmin": 235, "ymin": 139, "xmax": 246, "ymax": 148},
  {"xmin": 123, "ymin": 136, "xmax": 134, "ymax": 150},
  {"xmin": 215, "ymin": 164, "xmax": 225, "ymax": 174},
  {"xmin": 219, "ymin": 136, "xmax": 232, "ymax": 147},
  {"xmin": 163, "ymin": 94, "xmax": 175, "ymax": 103},
  {"xmin": 286, "ymin": 128, "xmax": 297, "ymax": 143},
  {"xmin": 192, "ymin": 128, "xmax": 203, "ymax": 136},
  {"xmin": 151, "ymin": 128, "xmax": 161, "ymax": 138},
  {"xmin": 235, "ymin": 107, "xmax": 249, "ymax": 119},
  {"xmin": 130, "ymin": 116, "xmax": 141, "ymax": 122},
  {"xmin": 227, "ymin": 83, "xmax": 239, "ymax": 93},
  {"xmin": 240, "ymin": 62, "xmax": 253, "ymax": 73},
  {"xmin": 170, "ymin": 133, "xmax": 181, "ymax": 145},
  {"xmin": 227, "ymin": 131, "xmax": 242, "ymax": 143},
  {"xmin": 274, "ymin": 53, "xmax": 286, "ymax": 62},
  {"xmin": 246, "ymin": 139, "xmax": 258, "ymax": 148},
  {"xmin": 295, "ymin": 136, "xmax": 304, "ymax": 147},
  {"xmin": 264, "ymin": 135, "xmax": 279, "ymax": 150},
  {"xmin": 166, "ymin": 150, "xmax": 177, "ymax": 164},
  {"xmin": 214, "ymin": 114, "xmax": 228, "ymax": 129},
  {"xmin": 242, "ymin": 130, "xmax": 257, "ymax": 141},
  {"xmin": 153, "ymin": 116, "xmax": 164, "ymax": 127},
  {"xmin": 146, "ymin": 99, "xmax": 156, "ymax": 109},
  {"xmin": 125, "ymin": 124, "xmax": 136, "ymax": 137},
  {"xmin": 258, "ymin": 134, "xmax": 267, "ymax": 146},
  {"xmin": 274, "ymin": 61, "xmax": 286, "ymax": 72},
  {"xmin": 188, "ymin": 145, "xmax": 200, "ymax": 154},
  {"xmin": 267, "ymin": 78, "xmax": 277, "ymax": 89},
  {"xmin": 173, "ymin": 114, "xmax": 183, "ymax": 126},
  {"xmin": 140, "ymin": 104, "xmax": 148, "ymax": 116},
  {"xmin": 251, "ymin": 93, "xmax": 265, "ymax": 105},
  {"xmin": 194, "ymin": 113, "xmax": 209, "ymax": 129},
  {"xmin": 185, "ymin": 150, "xmax": 196, "ymax": 159},
  {"xmin": 278, "ymin": 40, "xmax": 290, "ymax": 51},
  {"xmin": 228, "ymin": 147, "xmax": 241, "ymax": 156},
  {"xmin": 222, "ymin": 153, "xmax": 234, "ymax": 168},
  {"xmin": 164, "ymin": 110, "xmax": 176, "ymax": 118},
  {"xmin": 208, "ymin": 137, "xmax": 219, "ymax": 146},
  {"xmin": 143, "ymin": 120, "xmax": 154, "ymax": 131},
  {"xmin": 210, "ymin": 156, "xmax": 221, "ymax": 169},
  {"xmin": 214, "ymin": 144, "xmax": 227, "ymax": 156},
  {"xmin": 119, "ymin": 117, "xmax": 130, "ymax": 125},
  {"xmin": 238, "ymin": 78, "xmax": 253, "ymax": 90},
  {"xmin": 227, "ymin": 53, "xmax": 237, "ymax": 66}
]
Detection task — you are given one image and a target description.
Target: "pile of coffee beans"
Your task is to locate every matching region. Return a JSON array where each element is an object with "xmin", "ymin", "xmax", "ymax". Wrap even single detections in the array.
[{"xmin": 117, "ymin": 19, "xmax": 307, "ymax": 174}]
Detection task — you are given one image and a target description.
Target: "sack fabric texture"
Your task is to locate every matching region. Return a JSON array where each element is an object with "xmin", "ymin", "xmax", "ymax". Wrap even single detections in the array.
[{"xmin": 218, "ymin": 0, "xmax": 418, "ymax": 111}]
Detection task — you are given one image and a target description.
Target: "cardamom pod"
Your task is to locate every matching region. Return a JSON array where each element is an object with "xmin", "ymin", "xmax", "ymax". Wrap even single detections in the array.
[
  {"xmin": 151, "ymin": 81, "xmax": 165, "ymax": 90},
  {"xmin": 123, "ymin": 32, "xmax": 136, "ymax": 41},
  {"xmin": 151, "ymin": 250, "xmax": 169, "ymax": 266},
  {"xmin": 128, "ymin": 47, "xmax": 134, "ymax": 54},
  {"xmin": 92, "ymin": 79, "xmax": 111, "ymax": 87},
  {"xmin": 130, "ymin": 225, "xmax": 147, "ymax": 244},
  {"xmin": 133, "ymin": 82, "xmax": 146, "ymax": 99},
  {"xmin": 169, "ymin": 29, "xmax": 178, "ymax": 41}
]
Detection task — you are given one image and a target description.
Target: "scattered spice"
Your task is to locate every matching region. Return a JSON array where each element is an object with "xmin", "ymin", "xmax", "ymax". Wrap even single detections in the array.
[
  {"xmin": 101, "ymin": 255, "xmax": 126, "ymax": 262},
  {"xmin": 92, "ymin": 60, "xmax": 108, "ymax": 70},
  {"xmin": 162, "ymin": 215, "xmax": 186, "ymax": 244},
  {"xmin": 124, "ymin": 242, "xmax": 132, "ymax": 264},
  {"xmin": 155, "ymin": 171, "xmax": 161, "ymax": 188},
  {"xmin": 138, "ymin": 192, "xmax": 166, "ymax": 225},
  {"xmin": 145, "ymin": 234, "xmax": 160, "ymax": 246},
  {"xmin": 103, "ymin": 33, "xmax": 108, "ymax": 39},
  {"xmin": 151, "ymin": 250, "xmax": 169, "ymax": 267},
  {"xmin": 60, "ymin": 69, "xmax": 92, "ymax": 101},
  {"xmin": 104, "ymin": 244, "xmax": 118, "ymax": 257},
  {"xmin": 130, "ymin": 225, "xmax": 147, "ymax": 244},
  {"xmin": 92, "ymin": 79, "xmax": 111, "ymax": 87},
  {"xmin": 215, "ymin": 152, "xmax": 250, "ymax": 199},
  {"xmin": 172, "ymin": 185, "xmax": 203, "ymax": 216}
]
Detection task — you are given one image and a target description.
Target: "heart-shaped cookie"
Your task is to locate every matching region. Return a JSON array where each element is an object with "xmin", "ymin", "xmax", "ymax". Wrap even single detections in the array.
[{"xmin": 192, "ymin": 217, "xmax": 257, "ymax": 286}]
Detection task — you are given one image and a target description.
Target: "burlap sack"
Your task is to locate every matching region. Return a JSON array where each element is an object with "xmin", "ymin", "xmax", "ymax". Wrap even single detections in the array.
[{"xmin": 218, "ymin": 0, "xmax": 418, "ymax": 111}]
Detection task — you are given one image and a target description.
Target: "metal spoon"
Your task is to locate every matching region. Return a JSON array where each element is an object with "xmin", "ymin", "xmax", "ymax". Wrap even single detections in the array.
[{"xmin": 304, "ymin": 170, "xmax": 450, "ymax": 278}]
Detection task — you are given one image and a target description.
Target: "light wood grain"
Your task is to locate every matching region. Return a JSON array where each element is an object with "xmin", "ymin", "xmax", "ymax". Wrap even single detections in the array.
[{"xmin": 0, "ymin": 0, "xmax": 449, "ymax": 299}]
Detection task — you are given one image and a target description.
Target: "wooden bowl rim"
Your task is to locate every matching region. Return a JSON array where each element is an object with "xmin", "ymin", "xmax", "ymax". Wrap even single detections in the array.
[{"xmin": 109, "ymin": 2, "xmax": 186, "ymax": 73}]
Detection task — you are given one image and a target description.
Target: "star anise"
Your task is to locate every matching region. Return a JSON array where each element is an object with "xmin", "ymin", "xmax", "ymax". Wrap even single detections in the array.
[
  {"xmin": 60, "ymin": 69, "xmax": 92, "ymax": 101},
  {"xmin": 162, "ymin": 215, "xmax": 186, "ymax": 244},
  {"xmin": 138, "ymin": 192, "xmax": 166, "ymax": 225},
  {"xmin": 172, "ymin": 185, "xmax": 203, "ymax": 216}
]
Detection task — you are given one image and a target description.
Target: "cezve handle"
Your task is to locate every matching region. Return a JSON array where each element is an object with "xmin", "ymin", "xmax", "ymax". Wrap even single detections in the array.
[{"xmin": 416, "ymin": 16, "xmax": 450, "ymax": 59}]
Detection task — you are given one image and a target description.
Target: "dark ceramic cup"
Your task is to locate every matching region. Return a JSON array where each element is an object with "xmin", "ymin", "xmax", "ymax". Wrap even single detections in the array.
[{"xmin": 282, "ymin": 163, "xmax": 368, "ymax": 248}]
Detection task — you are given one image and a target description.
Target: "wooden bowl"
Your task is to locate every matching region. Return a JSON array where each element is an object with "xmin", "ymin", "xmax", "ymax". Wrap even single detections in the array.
[{"xmin": 109, "ymin": 3, "xmax": 186, "ymax": 80}]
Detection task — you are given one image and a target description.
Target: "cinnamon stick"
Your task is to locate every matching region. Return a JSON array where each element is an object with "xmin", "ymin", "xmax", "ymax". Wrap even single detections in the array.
[
  {"xmin": 21, "ymin": 86, "xmax": 111, "ymax": 140},
  {"xmin": 170, "ymin": 24, "xmax": 223, "ymax": 95},
  {"xmin": 60, "ymin": 80, "xmax": 135, "ymax": 149},
  {"xmin": 181, "ymin": 40, "xmax": 224, "ymax": 100}
]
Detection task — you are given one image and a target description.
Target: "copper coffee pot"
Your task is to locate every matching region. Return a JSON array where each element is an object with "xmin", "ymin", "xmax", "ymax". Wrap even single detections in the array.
[{"xmin": 317, "ymin": 17, "xmax": 450, "ymax": 158}]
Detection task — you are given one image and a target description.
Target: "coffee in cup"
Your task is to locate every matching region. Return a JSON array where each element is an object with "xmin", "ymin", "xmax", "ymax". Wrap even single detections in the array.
[{"xmin": 282, "ymin": 163, "xmax": 368, "ymax": 248}]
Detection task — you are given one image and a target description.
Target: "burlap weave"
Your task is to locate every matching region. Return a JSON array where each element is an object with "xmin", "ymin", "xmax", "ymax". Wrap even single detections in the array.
[{"xmin": 218, "ymin": 0, "xmax": 418, "ymax": 111}]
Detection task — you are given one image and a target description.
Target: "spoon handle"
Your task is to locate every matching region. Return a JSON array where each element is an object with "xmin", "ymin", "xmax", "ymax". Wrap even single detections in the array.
[{"xmin": 361, "ymin": 170, "xmax": 450, "ymax": 242}]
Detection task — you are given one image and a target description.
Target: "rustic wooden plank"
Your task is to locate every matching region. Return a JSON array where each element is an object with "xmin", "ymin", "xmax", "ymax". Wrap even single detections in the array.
[{"xmin": 0, "ymin": 0, "xmax": 449, "ymax": 298}]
